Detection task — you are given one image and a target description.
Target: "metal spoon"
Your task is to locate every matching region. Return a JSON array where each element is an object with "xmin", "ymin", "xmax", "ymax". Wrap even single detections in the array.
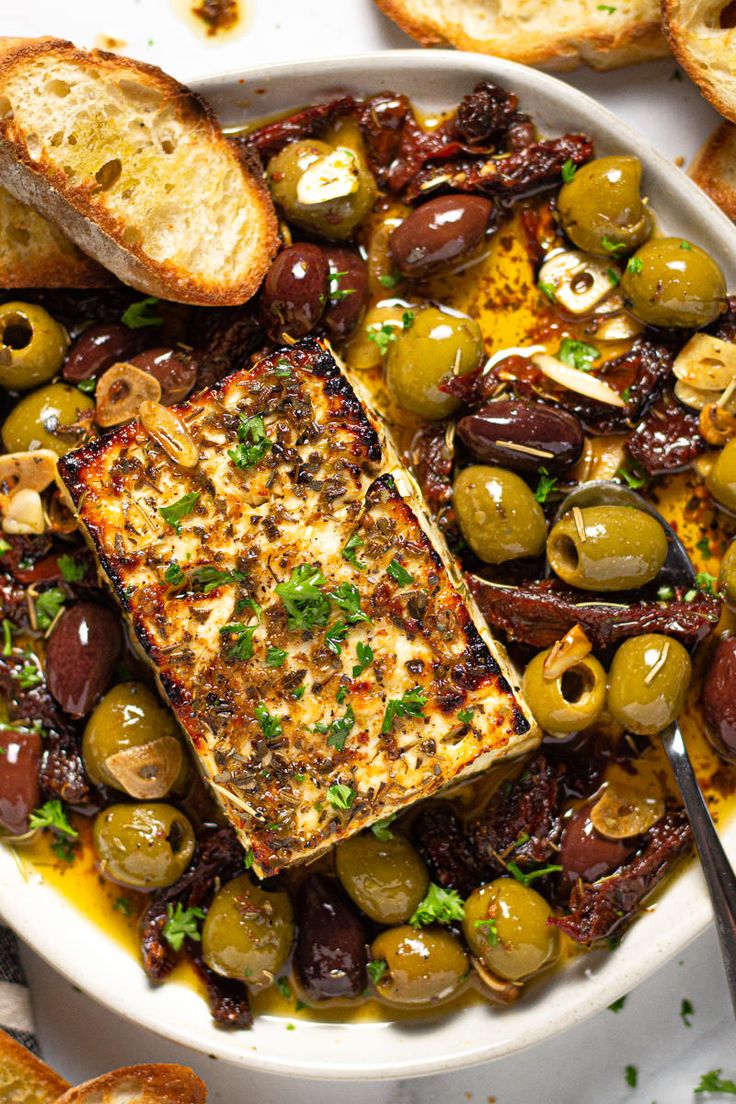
[{"xmin": 555, "ymin": 480, "xmax": 736, "ymax": 1018}]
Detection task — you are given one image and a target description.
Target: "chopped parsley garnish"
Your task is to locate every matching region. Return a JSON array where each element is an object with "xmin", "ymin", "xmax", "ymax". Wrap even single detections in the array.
[
  {"xmin": 328, "ymin": 582, "xmax": 369, "ymax": 624},
  {"xmin": 680, "ymin": 997, "xmax": 694, "ymax": 1027},
  {"xmin": 558, "ymin": 337, "xmax": 599, "ymax": 372},
  {"xmin": 329, "ymin": 270, "xmax": 356, "ymax": 301},
  {"xmin": 474, "ymin": 918, "xmax": 500, "ymax": 946},
  {"xmin": 368, "ymin": 958, "xmax": 388, "ymax": 985},
  {"xmin": 382, "ymin": 686, "xmax": 428, "ymax": 733},
  {"xmin": 77, "ymin": 377, "xmax": 97, "ymax": 395},
  {"xmin": 367, "ymin": 322, "xmax": 398, "ymax": 355},
  {"xmin": 608, "ymin": 995, "xmax": 627, "ymax": 1013},
  {"xmin": 607, "ymin": 267, "xmax": 620, "ymax": 286},
  {"xmin": 51, "ymin": 838, "xmax": 77, "ymax": 864},
  {"xmin": 276, "ymin": 976, "xmax": 292, "ymax": 999},
  {"xmin": 17, "ymin": 659, "xmax": 43, "ymax": 690},
  {"xmin": 616, "ymin": 464, "xmax": 646, "ymax": 489},
  {"xmin": 57, "ymin": 554, "xmax": 86, "ymax": 583},
  {"xmin": 325, "ymin": 621, "xmax": 349, "ymax": 655},
  {"xmin": 597, "ymin": 3, "xmax": 616, "ymax": 11},
  {"xmin": 695, "ymin": 571, "xmax": 717, "ymax": 594},
  {"xmin": 539, "ymin": 281, "xmax": 556, "ymax": 302},
  {"xmin": 220, "ymin": 617, "xmax": 259, "ymax": 661},
  {"xmin": 292, "ymin": 685, "xmax": 306, "ymax": 700},
  {"xmin": 621, "ymin": 386, "xmax": 632, "ymax": 402},
  {"xmin": 327, "ymin": 782, "xmax": 356, "ymax": 810},
  {"xmin": 326, "ymin": 704, "xmax": 355, "ymax": 751},
  {"xmin": 352, "ymin": 641, "xmax": 374, "ymax": 678},
  {"xmin": 695, "ymin": 1070, "xmax": 736, "ymax": 1095},
  {"xmin": 371, "ymin": 814, "xmax": 396, "ymax": 842},
  {"xmin": 377, "ymin": 273, "xmax": 400, "ymax": 289},
  {"xmin": 276, "ymin": 564, "xmax": 330, "ymax": 630},
  {"xmin": 387, "ymin": 558, "xmax": 413, "ymax": 585},
  {"xmin": 190, "ymin": 566, "xmax": 245, "ymax": 594},
  {"xmin": 0, "ymin": 538, "xmax": 10, "ymax": 554},
  {"xmin": 657, "ymin": 584, "xmax": 675, "ymax": 601},
  {"xmin": 1, "ymin": 621, "xmax": 12, "ymax": 657},
  {"xmin": 342, "ymin": 533, "xmax": 366, "ymax": 571},
  {"xmin": 627, "ymin": 256, "xmax": 643, "ymax": 275},
  {"xmin": 266, "ymin": 646, "xmax": 287, "ymax": 668},
  {"xmin": 507, "ymin": 861, "xmax": 562, "ymax": 887},
  {"xmin": 696, "ymin": 536, "xmax": 713, "ymax": 558},
  {"xmin": 29, "ymin": 799, "xmax": 78, "ymax": 837},
  {"xmin": 336, "ymin": 684, "xmax": 348, "ymax": 704},
  {"xmin": 121, "ymin": 297, "xmax": 163, "ymax": 329},
  {"xmin": 410, "ymin": 883, "xmax": 465, "ymax": 927},
  {"xmin": 402, "ymin": 310, "xmax": 414, "ymax": 329},
  {"xmin": 680, "ymin": 240, "xmax": 693, "ymax": 251},
  {"xmin": 163, "ymin": 902, "xmax": 205, "ymax": 952},
  {"xmin": 228, "ymin": 414, "xmax": 273, "ymax": 470},
  {"xmin": 255, "ymin": 702, "xmax": 282, "ymax": 742},
  {"xmin": 244, "ymin": 849, "xmax": 255, "ymax": 869},
  {"xmin": 561, "ymin": 159, "xmax": 577, "ymax": 183},
  {"xmin": 624, "ymin": 1065, "xmax": 638, "ymax": 1089},
  {"xmin": 164, "ymin": 561, "xmax": 186, "ymax": 586},
  {"xmin": 458, "ymin": 707, "xmax": 474, "ymax": 725},
  {"xmin": 534, "ymin": 466, "xmax": 558, "ymax": 504},
  {"xmin": 602, "ymin": 236, "xmax": 627, "ymax": 255},
  {"xmin": 113, "ymin": 896, "xmax": 135, "ymax": 917},
  {"xmin": 35, "ymin": 587, "xmax": 66, "ymax": 631},
  {"xmin": 159, "ymin": 491, "xmax": 200, "ymax": 533}
]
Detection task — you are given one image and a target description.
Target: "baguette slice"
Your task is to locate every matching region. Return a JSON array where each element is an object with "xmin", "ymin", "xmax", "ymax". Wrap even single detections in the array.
[
  {"xmin": 690, "ymin": 122, "xmax": 736, "ymax": 221},
  {"xmin": 0, "ymin": 1027, "xmax": 70, "ymax": 1104},
  {"xmin": 661, "ymin": 1, "xmax": 736, "ymax": 124},
  {"xmin": 54, "ymin": 1065, "xmax": 207, "ymax": 1104},
  {"xmin": 375, "ymin": 0, "xmax": 668, "ymax": 71},
  {"xmin": 0, "ymin": 37, "xmax": 278, "ymax": 305}
]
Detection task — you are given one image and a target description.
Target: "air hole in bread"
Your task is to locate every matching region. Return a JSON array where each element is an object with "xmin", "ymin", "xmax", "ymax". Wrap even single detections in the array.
[
  {"xmin": 161, "ymin": 138, "xmax": 176, "ymax": 154},
  {"xmin": 25, "ymin": 133, "xmax": 41, "ymax": 158},
  {"xmin": 46, "ymin": 79, "xmax": 71, "ymax": 97},
  {"xmin": 95, "ymin": 158, "xmax": 122, "ymax": 191},
  {"xmin": 164, "ymin": 183, "xmax": 174, "ymax": 193},
  {"xmin": 67, "ymin": 134, "xmax": 77, "ymax": 146},
  {"xmin": 118, "ymin": 79, "xmax": 163, "ymax": 112},
  {"xmin": 721, "ymin": 0, "xmax": 736, "ymax": 26},
  {"xmin": 50, "ymin": 130, "xmax": 64, "ymax": 147}
]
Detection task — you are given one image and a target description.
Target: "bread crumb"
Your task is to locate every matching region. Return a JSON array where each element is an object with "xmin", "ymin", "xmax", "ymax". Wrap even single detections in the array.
[{"xmin": 675, "ymin": 155, "xmax": 686, "ymax": 167}]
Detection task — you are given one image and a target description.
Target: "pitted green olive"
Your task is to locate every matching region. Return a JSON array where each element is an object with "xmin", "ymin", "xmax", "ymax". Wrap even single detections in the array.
[
  {"xmin": 557, "ymin": 156, "xmax": 651, "ymax": 257},
  {"xmin": 266, "ymin": 139, "xmax": 376, "ymax": 240},
  {"xmin": 719, "ymin": 539, "xmax": 736, "ymax": 606},
  {"xmin": 454, "ymin": 465, "xmax": 547, "ymax": 564},
  {"xmin": 620, "ymin": 238, "xmax": 726, "ymax": 328},
  {"xmin": 607, "ymin": 634, "xmax": 691, "ymax": 735},
  {"xmin": 522, "ymin": 648, "xmax": 607, "ymax": 736},
  {"xmin": 370, "ymin": 925, "xmax": 468, "ymax": 1006},
  {"xmin": 93, "ymin": 803, "xmax": 195, "ymax": 889},
  {"xmin": 202, "ymin": 874, "xmax": 294, "ymax": 988},
  {"xmin": 1, "ymin": 382, "xmax": 93, "ymax": 456},
  {"xmin": 463, "ymin": 879, "xmax": 558, "ymax": 981},
  {"xmin": 336, "ymin": 831, "xmax": 429, "ymax": 924},
  {"xmin": 0, "ymin": 302, "xmax": 69, "ymax": 390},
  {"xmin": 707, "ymin": 440, "xmax": 736, "ymax": 514},
  {"xmin": 385, "ymin": 306, "xmax": 483, "ymax": 420},
  {"xmin": 546, "ymin": 505, "xmax": 667, "ymax": 591}
]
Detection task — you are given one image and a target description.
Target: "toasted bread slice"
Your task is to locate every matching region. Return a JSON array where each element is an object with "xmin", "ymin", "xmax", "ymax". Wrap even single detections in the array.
[
  {"xmin": 375, "ymin": 0, "xmax": 668, "ymax": 70},
  {"xmin": 690, "ymin": 121, "xmax": 736, "ymax": 221},
  {"xmin": 0, "ymin": 1028, "xmax": 70, "ymax": 1104},
  {"xmin": 0, "ymin": 37, "xmax": 278, "ymax": 305},
  {"xmin": 661, "ymin": 1, "xmax": 736, "ymax": 122},
  {"xmin": 54, "ymin": 1065, "xmax": 206, "ymax": 1104},
  {"xmin": 0, "ymin": 184, "xmax": 110, "ymax": 286}
]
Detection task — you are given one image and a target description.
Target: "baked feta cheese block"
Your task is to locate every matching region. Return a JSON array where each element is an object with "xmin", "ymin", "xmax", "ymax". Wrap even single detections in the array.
[{"xmin": 59, "ymin": 339, "xmax": 539, "ymax": 875}]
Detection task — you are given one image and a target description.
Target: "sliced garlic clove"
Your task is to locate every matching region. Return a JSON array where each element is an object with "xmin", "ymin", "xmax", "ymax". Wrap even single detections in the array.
[
  {"xmin": 3, "ymin": 487, "xmax": 46, "ymax": 534},
  {"xmin": 139, "ymin": 400, "xmax": 199, "ymax": 468},
  {"xmin": 0, "ymin": 449, "xmax": 57, "ymax": 495},
  {"xmin": 673, "ymin": 378, "xmax": 721, "ymax": 411},
  {"xmin": 296, "ymin": 147, "xmax": 360, "ymax": 205},
  {"xmin": 673, "ymin": 333, "xmax": 736, "ymax": 391},
  {"xmin": 533, "ymin": 353, "xmax": 626, "ymax": 407},
  {"xmin": 567, "ymin": 434, "xmax": 629, "ymax": 484},
  {"xmin": 590, "ymin": 782, "xmax": 664, "ymax": 840},
  {"xmin": 543, "ymin": 624, "xmax": 593, "ymax": 681},
  {"xmin": 104, "ymin": 736, "xmax": 183, "ymax": 800},
  {"xmin": 538, "ymin": 250, "xmax": 619, "ymax": 316},
  {"xmin": 96, "ymin": 362, "xmax": 162, "ymax": 427},
  {"xmin": 591, "ymin": 311, "xmax": 644, "ymax": 342}
]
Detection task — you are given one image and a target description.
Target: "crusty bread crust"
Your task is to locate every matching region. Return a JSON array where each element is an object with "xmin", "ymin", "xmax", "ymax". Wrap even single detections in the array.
[
  {"xmin": 0, "ymin": 38, "xmax": 278, "ymax": 305},
  {"xmin": 0, "ymin": 1027, "xmax": 70, "ymax": 1104},
  {"xmin": 54, "ymin": 1064, "xmax": 207, "ymax": 1104},
  {"xmin": 661, "ymin": 0, "xmax": 736, "ymax": 123},
  {"xmin": 690, "ymin": 121, "xmax": 736, "ymax": 221},
  {"xmin": 375, "ymin": 0, "xmax": 668, "ymax": 71}
]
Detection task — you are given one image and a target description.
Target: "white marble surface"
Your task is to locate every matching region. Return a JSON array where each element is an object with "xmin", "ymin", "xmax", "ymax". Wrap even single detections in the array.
[{"xmin": 3, "ymin": 0, "xmax": 736, "ymax": 1098}]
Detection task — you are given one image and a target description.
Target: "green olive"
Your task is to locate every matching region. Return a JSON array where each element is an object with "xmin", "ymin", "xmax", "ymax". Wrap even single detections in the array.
[
  {"xmin": 607, "ymin": 633, "xmax": 692, "ymax": 735},
  {"xmin": 202, "ymin": 874, "xmax": 294, "ymax": 988},
  {"xmin": 454, "ymin": 465, "xmax": 547, "ymax": 564},
  {"xmin": 83, "ymin": 681, "xmax": 186, "ymax": 797},
  {"xmin": 335, "ymin": 831, "xmax": 429, "ymax": 924},
  {"xmin": 522, "ymin": 648, "xmax": 607, "ymax": 736},
  {"xmin": 707, "ymin": 440, "xmax": 736, "ymax": 514},
  {"xmin": 463, "ymin": 879, "xmax": 558, "ymax": 982},
  {"xmin": 0, "ymin": 302, "xmax": 69, "ymax": 391},
  {"xmin": 385, "ymin": 306, "xmax": 483, "ymax": 420},
  {"xmin": 266, "ymin": 139, "xmax": 376, "ymax": 240},
  {"xmin": 370, "ymin": 925, "xmax": 468, "ymax": 1006},
  {"xmin": 557, "ymin": 156, "xmax": 652, "ymax": 257},
  {"xmin": 93, "ymin": 803, "xmax": 195, "ymax": 889},
  {"xmin": 620, "ymin": 238, "xmax": 726, "ymax": 328},
  {"xmin": 2, "ymin": 382, "xmax": 93, "ymax": 456},
  {"xmin": 718, "ymin": 539, "xmax": 736, "ymax": 606},
  {"xmin": 547, "ymin": 505, "xmax": 667, "ymax": 592}
]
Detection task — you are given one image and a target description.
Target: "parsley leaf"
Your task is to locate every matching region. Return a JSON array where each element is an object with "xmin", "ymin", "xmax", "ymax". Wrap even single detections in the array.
[
  {"xmin": 159, "ymin": 491, "xmax": 200, "ymax": 533},
  {"xmin": 220, "ymin": 618, "xmax": 259, "ymax": 661},
  {"xmin": 266, "ymin": 646, "xmax": 287, "ymax": 668},
  {"xmin": 1, "ymin": 620, "xmax": 12, "ymax": 657},
  {"xmin": 326, "ymin": 704, "xmax": 355, "ymax": 750},
  {"xmin": 325, "ymin": 620, "xmax": 348, "ymax": 655},
  {"xmin": 474, "ymin": 918, "xmax": 499, "ymax": 946},
  {"xmin": 561, "ymin": 159, "xmax": 577, "ymax": 183},
  {"xmin": 402, "ymin": 310, "xmax": 414, "ymax": 329},
  {"xmin": 57, "ymin": 554, "xmax": 85, "ymax": 583},
  {"xmin": 35, "ymin": 587, "xmax": 66, "ymax": 631},
  {"xmin": 534, "ymin": 466, "xmax": 558, "ymax": 504},
  {"xmin": 29, "ymin": 799, "xmax": 78, "ymax": 837},
  {"xmin": 17, "ymin": 659, "xmax": 42, "ymax": 690},
  {"xmin": 382, "ymin": 686, "xmax": 428, "ymax": 734},
  {"xmin": 113, "ymin": 896, "xmax": 135, "ymax": 917},
  {"xmin": 190, "ymin": 566, "xmax": 245, "ymax": 595},
  {"xmin": 616, "ymin": 463, "xmax": 646, "ymax": 489},
  {"xmin": 276, "ymin": 564, "xmax": 330, "ymax": 630},
  {"xmin": 387, "ymin": 558, "xmax": 413, "ymax": 585},
  {"xmin": 367, "ymin": 322, "xmax": 398, "ymax": 355},
  {"xmin": 695, "ymin": 571, "xmax": 717, "ymax": 595},
  {"xmin": 410, "ymin": 883, "xmax": 465, "ymax": 927},
  {"xmin": 539, "ymin": 281, "xmax": 556, "ymax": 302},
  {"xmin": 51, "ymin": 838, "xmax": 77, "ymax": 864},
  {"xmin": 377, "ymin": 273, "xmax": 400, "ymax": 289},
  {"xmin": 507, "ymin": 861, "xmax": 562, "ymax": 887},
  {"xmin": 624, "ymin": 1065, "xmax": 638, "ymax": 1089},
  {"xmin": 121, "ymin": 297, "xmax": 162, "ymax": 329},
  {"xmin": 458, "ymin": 707, "xmax": 474, "ymax": 725},
  {"xmin": 371, "ymin": 814, "xmax": 396, "ymax": 842},
  {"xmin": 368, "ymin": 958, "xmax": 388, "ymax": 985},
  {"xmin": 607, "ymin": 267, "xmax": 620, "ymax": 286},
  {"xmin": 608, "ymin": 995, "xmax": 627, "ymax": 1013},
  {"xmin": 329, "ymin": 270, "xmax": 357, "ymax": 302},
  {"xmin": 352, "ymin": 641, "xmax": 374, "ymax": 678},
  {"xmin": 597, "ymin": 3, "xmax": 616, "ymax": 11},
  {"xmin": 657, "ymin": 584, "xmax": 675, "ymax": 601},
  {"xmin": 164, "ymin": 561, "xmax": 186, "ymax": 586},
  {"xmin": 328, "ymin": 582, "xmax": 369, "ymax": 623},
  {"xmin": 255, "ymin": 702, "xmax": 282, "ymax": 742},
  {"xmin": 163, "ymin": 902, "xmax": 205, "ymax": 952},
  {"xmin": 229, "ymin": 414, "xmax": 272, "ymax": 470},
  {"xmin": 602, "ymin": 236, "xmax": 627, "ymax": 255},
  {"xmin": 695, "ymin": 1070, "xmax": 736, "ymax": 1095},
  {"xmin": 680, "ymin": 997, "xmax": 694, "ymax": 1027},
  {"xmin": 342, "ymin": 533, "xmax": 366, "ymax": 571},
  {"xmin": 680, "ymin": 240, "xmax": 693, "ymax": 251},
  {"xmin": 327, "ymin": 782, "xmax": 356, "ymax": 810},
  {"xmin": 559, "ymin": 337, "xmax": 599, "ymax": 372},
  {"xmin": 627, "ymin": 256, "xmax": 643, "ymax": 275},
  {"xmin": 244, "ymin": 849, "xmax": 255, "ymax": 869},
  {"xmin": 276, "ymin": 976, "xmax": 292, "ymax": 999}
]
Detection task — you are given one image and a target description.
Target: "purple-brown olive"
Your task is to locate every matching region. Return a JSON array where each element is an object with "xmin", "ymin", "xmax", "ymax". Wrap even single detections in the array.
[
  {"xmin": 261, "ymin": 243, "xmax": 329, "ymax": 339},
  {"xmin": 322, "ymin": 246, "xmax": 369, "ymax": 340},
  {"xmin": 389, "ymin": 194, "xmax": 493, "ymax": 278},
  {"xmin": 46, "ymin": 602, "xmax": 122, "ymax": 718},
  {"xmin": 293, "ymin": 874, "xmax": 368, "ymax": 1001},
  {"xmin": 0, "ymin": 729, "xmax": 40, "ymax": 836},
  {"xmin": 457, "ymin": 400, "xmax": 584, "ymax": 475},
  {"xmin": 560, "ymin": 806, "xmax": 635, "ymax": 883},
  {"xmin": 702, "ymin": 636, "xmax": 736, "ymax": 761},
  {"xmin": 63, "ymin": 322, "xmax": 144, "ymax": 382},
  {"xmin": 129, "ymin": 347, "xmax": 198, "ymax": 405}
]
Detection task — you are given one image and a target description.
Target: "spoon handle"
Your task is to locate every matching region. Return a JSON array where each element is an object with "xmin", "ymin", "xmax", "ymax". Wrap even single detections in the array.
[{"xmin": 660, "ymin": 723, "xmax": 736, "ymax": 1019}]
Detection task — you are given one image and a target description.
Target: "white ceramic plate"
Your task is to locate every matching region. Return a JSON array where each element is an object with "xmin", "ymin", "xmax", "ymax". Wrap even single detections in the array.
[{"xmin": 2, "ymin": 49, "xmax": 735, "ymax": 1081}]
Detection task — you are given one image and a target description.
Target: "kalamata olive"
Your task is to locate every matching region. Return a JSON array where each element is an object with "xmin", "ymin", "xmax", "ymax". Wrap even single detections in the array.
[
  {"xmin": 560, "ymin": 806, "xmax": 635, "ymax": 883},
  {"xmin": 389, "ymin": 195, "xmax": 493, "ymax": 278},
  {"xmin": 63, "ymin": 322, "xmax": 144, "ymax": 382},
  {"xmin": 261, "ymin": 243, "xmax": 329, "ymax": 339},
  {"xmin": 46, "ymin": 602, "xmax": 122, "ymax": 718},
  {"xmin": 457, "ymin": 400, "xmax": 584, "ymax": 474},
  {"xmin": 322, "ymin": 247, "xmax": 369, "ymax": 340},
  {"xmin": 129, "ymin": 347, "xmax": 198, "ymax": 405},
  {"xmin": 293, "ymin": 874, "xmax": 368, "ymax": 1001},
  {"xmin": 0, "ymin": 729, "xmax": 40, "ymax": 836},
  {"xmin": 702, "ymin": 636, "xmax": 736, "ymax": 761}
]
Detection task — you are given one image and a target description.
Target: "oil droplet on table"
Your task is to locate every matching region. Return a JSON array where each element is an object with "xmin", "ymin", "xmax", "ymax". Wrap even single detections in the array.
[{"xmin": 170, "ymin": 0, "xmax": 248, "ymax": 42}]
